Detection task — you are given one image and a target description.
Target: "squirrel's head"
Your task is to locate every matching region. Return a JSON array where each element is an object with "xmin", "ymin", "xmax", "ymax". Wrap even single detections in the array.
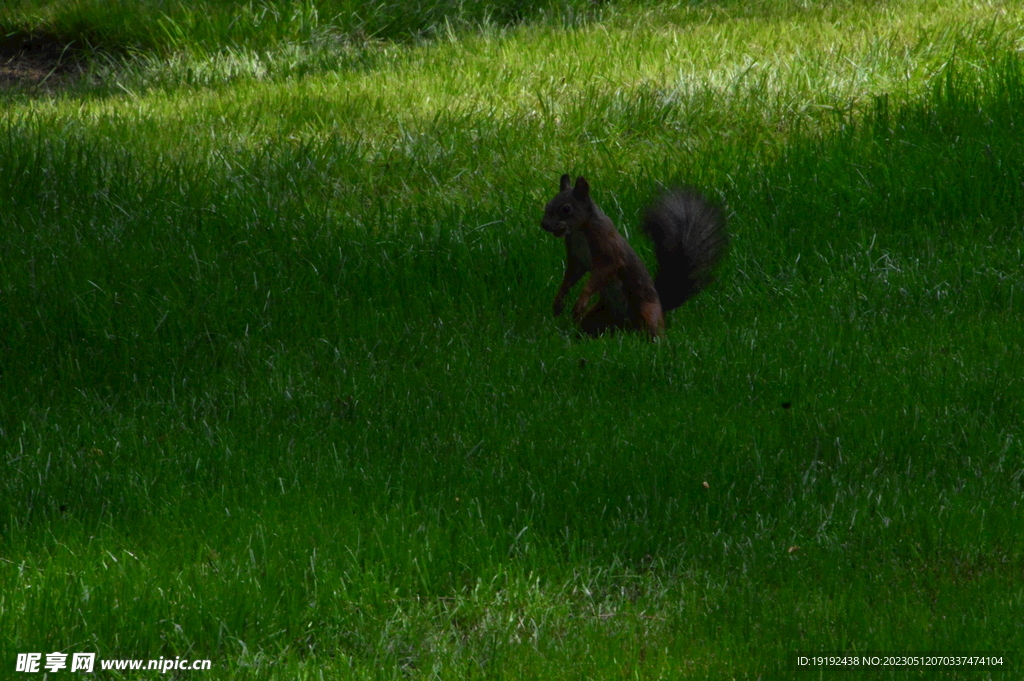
[{"xmin": 541, "ymin": 174, "xmax": 593, "ymax": 237}]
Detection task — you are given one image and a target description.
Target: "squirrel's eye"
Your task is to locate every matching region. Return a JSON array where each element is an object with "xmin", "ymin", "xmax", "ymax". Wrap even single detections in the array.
[{"xmin": 559, "ymin": 205, "xmax": 572, "ymax": 216}]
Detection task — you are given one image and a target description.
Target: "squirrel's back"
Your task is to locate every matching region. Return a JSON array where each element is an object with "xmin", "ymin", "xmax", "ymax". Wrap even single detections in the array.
[{"xmin": 641, "ymin": 188, "xmax": 728, "ymax": 313}]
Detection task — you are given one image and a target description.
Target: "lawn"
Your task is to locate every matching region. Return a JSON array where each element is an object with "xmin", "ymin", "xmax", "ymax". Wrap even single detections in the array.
[{"xmin": 1, "ymin": 0, "xmax": 1022, "ymax": 678}]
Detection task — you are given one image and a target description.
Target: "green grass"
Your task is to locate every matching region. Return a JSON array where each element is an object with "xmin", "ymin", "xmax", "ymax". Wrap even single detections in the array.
[
  {"xmin": 0, "ymin": 0, "xmax": 597, "ymax": 53},
  {"xmin": 2, "ymin": 0, "xmax": 1023, "ymax": 678}
]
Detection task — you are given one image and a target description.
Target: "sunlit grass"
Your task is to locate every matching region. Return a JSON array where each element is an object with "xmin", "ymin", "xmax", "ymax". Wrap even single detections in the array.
[{"xmin": 5, "ymin": 0, "xmax": 1021, "ymax": 190}]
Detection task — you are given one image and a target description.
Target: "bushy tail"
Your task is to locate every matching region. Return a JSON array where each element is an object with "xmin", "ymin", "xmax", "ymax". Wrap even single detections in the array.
[{"xmin": 641, "ymin": 187, "xmax": 728, "ymax": 313}]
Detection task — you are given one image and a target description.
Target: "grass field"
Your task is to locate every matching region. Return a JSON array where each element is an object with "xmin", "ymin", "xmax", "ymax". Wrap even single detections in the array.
[{"xmin": 2, "ymin": 0, "xmax": 1023, "ymax": 678}]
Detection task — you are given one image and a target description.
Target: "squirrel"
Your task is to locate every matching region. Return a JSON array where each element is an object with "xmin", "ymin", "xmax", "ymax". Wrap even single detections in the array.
[{"xmin": 540, "ymin": 174, "xmax": 728, "ymax": 338}]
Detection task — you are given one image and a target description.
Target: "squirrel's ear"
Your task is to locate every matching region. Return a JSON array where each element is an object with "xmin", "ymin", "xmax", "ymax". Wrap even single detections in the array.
[
  {"xmin": 559, "ymin": 174, "xmax": 571, "ymax": 191},
  {"xmin": 573, "ymin": 176, "xmax": 590, "ymax": 200}
]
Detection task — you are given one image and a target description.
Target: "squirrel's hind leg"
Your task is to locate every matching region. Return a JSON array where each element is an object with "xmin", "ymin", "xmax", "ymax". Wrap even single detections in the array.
[
  {"xmin": 578, "ymin": 297, "xmax": 662, "ymax": 338},
  {"xmin": 637, "ymin": 300, "xmax": 665, "ymax": 339}
]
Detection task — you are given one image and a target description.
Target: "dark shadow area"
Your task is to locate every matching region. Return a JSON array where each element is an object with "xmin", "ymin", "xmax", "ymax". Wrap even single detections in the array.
[{"xmin": 0, "ymin": 33, "xmax": 88, "ymax": 90}]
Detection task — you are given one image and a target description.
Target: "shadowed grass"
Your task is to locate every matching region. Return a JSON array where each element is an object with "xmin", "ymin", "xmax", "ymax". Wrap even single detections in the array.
[
  {"xmin": 1, "ymin": 1, "xmax": 1023, "ymax": 679},
  {"xmin": 0, "ymin": 0, "xmax": 597, "ymax": 53}
]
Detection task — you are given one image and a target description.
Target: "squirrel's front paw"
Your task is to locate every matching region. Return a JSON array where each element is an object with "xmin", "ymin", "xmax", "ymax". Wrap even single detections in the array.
[
  {"xmin": 553, "ymin": 297, "xmax": 565, "ymax": 317},
  {"xmin": 572, "ymin": 299, "xmax": 589, "ymax": 321}
]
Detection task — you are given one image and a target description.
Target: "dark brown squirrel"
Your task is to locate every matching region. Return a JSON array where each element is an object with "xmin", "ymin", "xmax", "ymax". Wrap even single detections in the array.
[{"xmin": 540, "ymin": 174, "xmax": 728, "ymax": 338}]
